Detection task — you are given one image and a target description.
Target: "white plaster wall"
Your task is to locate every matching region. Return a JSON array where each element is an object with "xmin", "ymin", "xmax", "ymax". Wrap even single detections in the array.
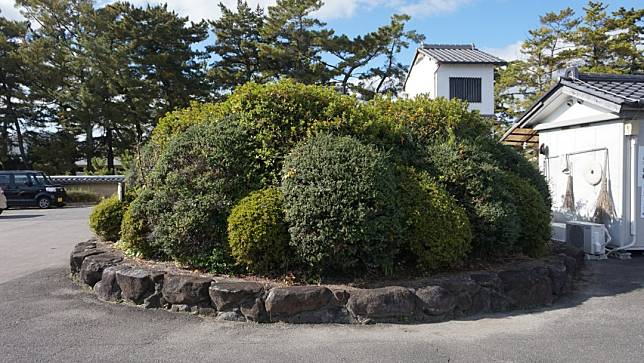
[
  {"xmin": 404, "ymin": 55, "xmax": 438, "ymax": 98},
  {"xmin": 435, "ymin": 64, "xmax": 496, "ymax": 115},
  {"xmin": 540, "ymin": 101, "xmax": 620, "ymax": 126},
  {"xmin": 539, "ymin": 121, "xmax": 627, "ymax": 246}
]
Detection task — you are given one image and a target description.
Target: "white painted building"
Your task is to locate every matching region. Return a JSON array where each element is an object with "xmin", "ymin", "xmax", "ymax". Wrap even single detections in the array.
[
  {"xmin": 502, "ymin": 69, "xmax": 644, "ymax": 251},
  {"xmin": 403, "ymin": 44, "xmax": 506, "ymax": 116}
]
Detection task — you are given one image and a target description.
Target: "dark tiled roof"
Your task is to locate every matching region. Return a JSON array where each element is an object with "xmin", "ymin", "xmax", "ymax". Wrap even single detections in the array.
[
  {"xmin": 562, "ymin": 72, "xmax": 644, "ymax": 106},
  {"xmin": 419, "ymin": 44, "xmax": 506, "ymax": 65},
  {"xmin": 51, "ymin": 175, "xmax": 125, "ymax": 184},
  {"xmin": 501, "ymin": 70, "xmax": 644, "ymax": 143}
]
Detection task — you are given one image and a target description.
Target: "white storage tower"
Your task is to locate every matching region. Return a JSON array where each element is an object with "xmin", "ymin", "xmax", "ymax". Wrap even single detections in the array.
[{"xmin": 501, "ymin": 69, "xmax": 644, "ymax": 254}]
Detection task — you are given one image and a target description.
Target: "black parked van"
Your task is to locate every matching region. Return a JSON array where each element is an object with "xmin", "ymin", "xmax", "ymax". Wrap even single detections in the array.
[{"xmin": 0, "ymin": 171, "xmax": 67, "ymax": 209}]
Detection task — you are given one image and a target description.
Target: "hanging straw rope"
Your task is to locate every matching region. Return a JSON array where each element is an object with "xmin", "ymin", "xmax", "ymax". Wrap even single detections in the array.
[
  {"xmin": 593, "ymin": 152, "xmax": 616, "ymax": 224},
  {"xmin": 562, "ymin": 155, "xmax": 576, "ymax": 213}
]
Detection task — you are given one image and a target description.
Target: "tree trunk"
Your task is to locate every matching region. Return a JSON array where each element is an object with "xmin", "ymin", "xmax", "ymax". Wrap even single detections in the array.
[
  {"xmin": 1, "ymin": 119, "xmax": 8, "ymax": 161},
  {"xmin": 13, "ymin": 118, "xmax": 27, "ymax": 169},
  {"xmin": 3, "ymin": 94, "xmax": 28, "ymax": 168},
  {"xmin": 85, "ymin": 122, "xmax": 94, "ymax": 172},
  {"xmin": 106, "ymin": 127, "xmax": 115, "ymax": 175}
]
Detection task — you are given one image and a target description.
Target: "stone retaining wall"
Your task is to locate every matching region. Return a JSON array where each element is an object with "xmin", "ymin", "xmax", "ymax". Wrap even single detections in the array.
[{"xmin": 70, "ymin": 240, "xmax": 584, "ymax": 324}]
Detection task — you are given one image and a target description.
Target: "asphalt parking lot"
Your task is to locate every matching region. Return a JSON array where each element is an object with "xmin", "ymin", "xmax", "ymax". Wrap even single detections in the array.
[{"xmin": 1, "ymin": 207, "xmax": 644, "ymax": 362}]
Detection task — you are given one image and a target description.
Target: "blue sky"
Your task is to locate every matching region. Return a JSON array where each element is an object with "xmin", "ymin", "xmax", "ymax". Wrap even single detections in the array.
[
  {"xmin": 2, "ymin": 0, "xmax": 641, "ymax": 62},
  {"xmin": 323, "ymin": 0, "xmax": 642, "ymax": 62}
]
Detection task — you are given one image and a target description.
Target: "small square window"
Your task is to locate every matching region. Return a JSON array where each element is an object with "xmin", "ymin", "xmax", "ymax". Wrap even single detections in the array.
[{"xmin": 449, "ymin": 77, "xmax": 482, "ymax": 103}]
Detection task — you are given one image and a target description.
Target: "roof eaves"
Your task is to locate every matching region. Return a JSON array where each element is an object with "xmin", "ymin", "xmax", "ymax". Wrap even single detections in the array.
[{"xmin": 562, "ymin": 78, "xmax": 641, "ymax": 106}]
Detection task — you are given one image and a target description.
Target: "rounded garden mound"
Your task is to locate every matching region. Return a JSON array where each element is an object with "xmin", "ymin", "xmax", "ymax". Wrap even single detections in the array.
[{"xmin": 82, "ymin": 80, "xmax": 564, "ymax": 323}]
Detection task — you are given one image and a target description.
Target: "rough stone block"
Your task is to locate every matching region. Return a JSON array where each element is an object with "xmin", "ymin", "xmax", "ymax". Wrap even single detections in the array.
[
  {"xmin": 265, "ymin": 286, "xmax": 334, "ymax": 321},
  {"xmin": 116, "ymin": 268, "xmax": 163, "ymax": 304},
  {"xmin": 162, "ymin": 274, "xmax": 212, "ymax": 306},
  {"xmin": 346, "ymin": 286, "xmax": 417, "ymax": 322},
  {"xmin": 94, "ymin": 266, "xmax": 125, "ymax": 302},
  {"xmin": 70, "ymin": 246, "xmax": 106, "ymax": 275},
  {"xmin": 209, "ymin": 282, "xmax": 264, "ymax": 311},
  {"xmin": 415, "ymin": 285, "xmax": 456, "ymax": 316},
  {"xmin": 80, "ymin": 253, "xmax": 123, "ymax": 287}
]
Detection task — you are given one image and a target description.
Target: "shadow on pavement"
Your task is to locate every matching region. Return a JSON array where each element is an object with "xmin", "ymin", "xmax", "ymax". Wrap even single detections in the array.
[
  {"xmin": 459, "ymin": 253, "xmax": 644, "ymax": 322},
  {"xmin": 2, "ymin": 255, "xmax": 644, "ymax": 327},
  {"xmin": 0, "ymin": 214, "xmax": 44, "ymax": 219}
]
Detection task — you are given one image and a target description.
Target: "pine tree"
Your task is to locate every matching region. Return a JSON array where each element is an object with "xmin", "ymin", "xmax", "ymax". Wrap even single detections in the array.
[
  {"xmin": 607, "ymin": 7, "xmax": 644, "ymax": 74},
  {"xmin": 208, "ymin": 0, "xmax": 265, "ymax": 92},
  {"xmin": 575, "ymin": 1, "xmax": 614, "ymax": 73},
  {"xmin": 260, "ymin": 0, "xmax": 333, "ymax": 84},
  {"xmin": 360, "ymin": 14, "xmax": 424, "ymax": 98},
  {"xmin": 326, "ymin": 15, "xmax": 423, "ymax": 97},
  {"xmin": 0, "ymin": 14, "xmax": 31, "ymax": 168}
]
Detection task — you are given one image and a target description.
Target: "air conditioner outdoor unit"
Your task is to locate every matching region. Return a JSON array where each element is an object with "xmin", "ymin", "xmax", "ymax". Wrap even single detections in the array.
[{"xmin": 565, "ymin": 221, "xmax": 611, "ymax": 257}]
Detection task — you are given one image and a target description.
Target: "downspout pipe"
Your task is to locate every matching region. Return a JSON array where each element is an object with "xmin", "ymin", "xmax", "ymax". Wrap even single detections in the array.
[{"xmin": 608, "ymin": 135, "xmax": 638, "ymax": 254}]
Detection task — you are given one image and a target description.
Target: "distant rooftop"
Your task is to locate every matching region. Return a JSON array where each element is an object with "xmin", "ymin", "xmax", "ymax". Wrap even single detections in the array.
[
  {"xmin": 419, "ymin": 44, "xmax": 506, "ymax": 65},
  {"xmin": 561, "ymin": 68, "xmax": 644, "ymax": 106}
]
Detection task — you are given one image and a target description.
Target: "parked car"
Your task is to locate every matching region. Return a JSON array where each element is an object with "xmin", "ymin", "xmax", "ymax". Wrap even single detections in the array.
[
  {"xmin": 0, "ymin": 171, "xmax": 67, "ymax": 209},
  {"xmin": 0, "ymin": 188, "xmax": 6, "ymax": 214}
]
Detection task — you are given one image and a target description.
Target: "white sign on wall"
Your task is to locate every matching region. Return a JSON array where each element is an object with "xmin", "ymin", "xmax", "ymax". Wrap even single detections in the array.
[
  {"xmin": 638, "ymin": 146, "xmax": 644, "ymax": 187},
  {"xmin": 641, "ymin": 189, "xmax": 644, "ymax": 219}
]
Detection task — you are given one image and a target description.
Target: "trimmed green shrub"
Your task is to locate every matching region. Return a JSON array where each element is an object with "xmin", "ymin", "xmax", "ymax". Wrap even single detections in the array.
[
  {"xmin": 399, "ymin": 168, "xmax": 472, "ymax": 271},
  {"xmin": 424, "ymin": 142, "xmax": 520, "ymax": 258},
  {"xmin": 227, "ymin": 187, "xmax": 290, "ymax": 274},
  {"xmin": 125, "ymin": 142, "xmax": 164, "ymax": 189},
  {"xmin": 502, "ymin": 172, "xmax": 552, "ymax": 257},
  {"xmin": 281, "ymin": 133, "xmax": 402, "ymax": 275},
  {"xmin": 118, "ymin": 188, "xmax": 160, "ymax": 258},
  {"xmin": 361, "ymin": 96, "xmax": 492, "ymax": 148},
  {"xmin": 152, "ymin": 81, "xmax": 362, "ymax": 184},
  {"xmin": 89, "ymin": 195, "xmax": 125, "ymax": 242},
  {"xmin": 66, "ymin": 189, "xmax": 101, "ymax": 204},
  {"xmin": 152, "ymin": 102, "xmax": 223, "ymax": 151},
  {"xmin": 477, "ymin": 138, "xmax": 551, "ymax": 208},
  {"xmin": 143, "ymin": 117, "xmax": 262, "ymax": 269}
]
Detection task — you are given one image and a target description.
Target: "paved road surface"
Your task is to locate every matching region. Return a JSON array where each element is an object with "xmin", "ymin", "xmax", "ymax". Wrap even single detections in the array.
[{"xmin": 1, "ymin": 207, "xmax": 644, "ymax": 362}]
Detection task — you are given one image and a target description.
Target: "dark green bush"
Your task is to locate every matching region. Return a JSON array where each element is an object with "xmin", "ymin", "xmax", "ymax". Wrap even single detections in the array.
[
  {"xmin": 143, "ymin": 118, "xmax": 262, "ymax": 269},
  {"xmin": 125, "ymin": 142, "xmax": 163, "ymax": 189},
  {"xmin": 477, "ymin": 138, "xmax": 551, "ymax": 208},
  {"xmin": 399, "ymin": 168, "xmax": 472, "ymax": 271},
  {"xmin": 118, "ymin": 188, "xmax": 160, "ymax": 258},
  {"xmin": 281, "ymin": 133, "xmax": 402, "ymax": 276},
  {"xmin": 227, "ymin": 187, "xmax": 291, "ymax": 274},
  {"xmin": 89, "ymin": 195, "xmax": 125, "ymax": 242},
  {"xmin": 361, "ymin": 96, "xmax": 492, "ymax": 148},
  {"xmin": 152, "ymin": 80, "xmax": 362, "ymax": 184},
  {"xmin": 66, "ymin": 189, "xmax": 101, "ymax": 204},
  {"xmin": 502, "ymin": 172, "xmax": 552, "ymax": 257},
  {"xmin": 128, "ymin": 80, "xmax": 552, "ymax": 274},
  {"xmin": 424, "ymin": 142, "xmax": 520, "ymax": 258}
]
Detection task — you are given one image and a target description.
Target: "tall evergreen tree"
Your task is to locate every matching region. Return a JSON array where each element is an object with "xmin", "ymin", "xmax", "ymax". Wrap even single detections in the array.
[
  {"xmin": 0, "ymin": 14, "xmax": 31, "ymax": 167},
  {"xmin": 607, "ymin": 7, "xmax": 644, "ymax": 74},
  {"xmin": 208, "ymin": 0, "xmax": 265, "ymax": 92},
  {"xmin": 495, "ymin": 1, "xmax": 642, "ymax": 121},
  {"xmin": 574, "ymin": 1, "xmax": 614, "ymax": 73},
  {"xmin": 18, "ymin": 0, "xmax": 98, "ymax": 170},
  {"xmin": 360, "ymin": 14, "xmax": 424, "ymax": 98},
  {"xmin": 260, "ymin": 0, "xmax": 333, "ymax": 84},
  {"xmin": 326, "ymin": 15, "xmax": 422, "ymax": 97}
]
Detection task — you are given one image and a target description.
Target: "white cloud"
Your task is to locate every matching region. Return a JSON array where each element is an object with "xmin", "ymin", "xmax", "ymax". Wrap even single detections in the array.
[
  {"xmin": 115, "ymin": 0, "xmax": 276, "ymax": 22},
  {"xmin": 0, "ymin": 0, "xmax": 25, "ymax": 20},
  {"xmin": 2, "ymin": 0, "xmax": 474, "ymax": 23},
  {"xmin": 399, "ymin": 0, "xmax": 472, "ymax": 17},
  {"xmin": 482, "ymin": 41, "xmax": 525, "ymax": 61}
]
